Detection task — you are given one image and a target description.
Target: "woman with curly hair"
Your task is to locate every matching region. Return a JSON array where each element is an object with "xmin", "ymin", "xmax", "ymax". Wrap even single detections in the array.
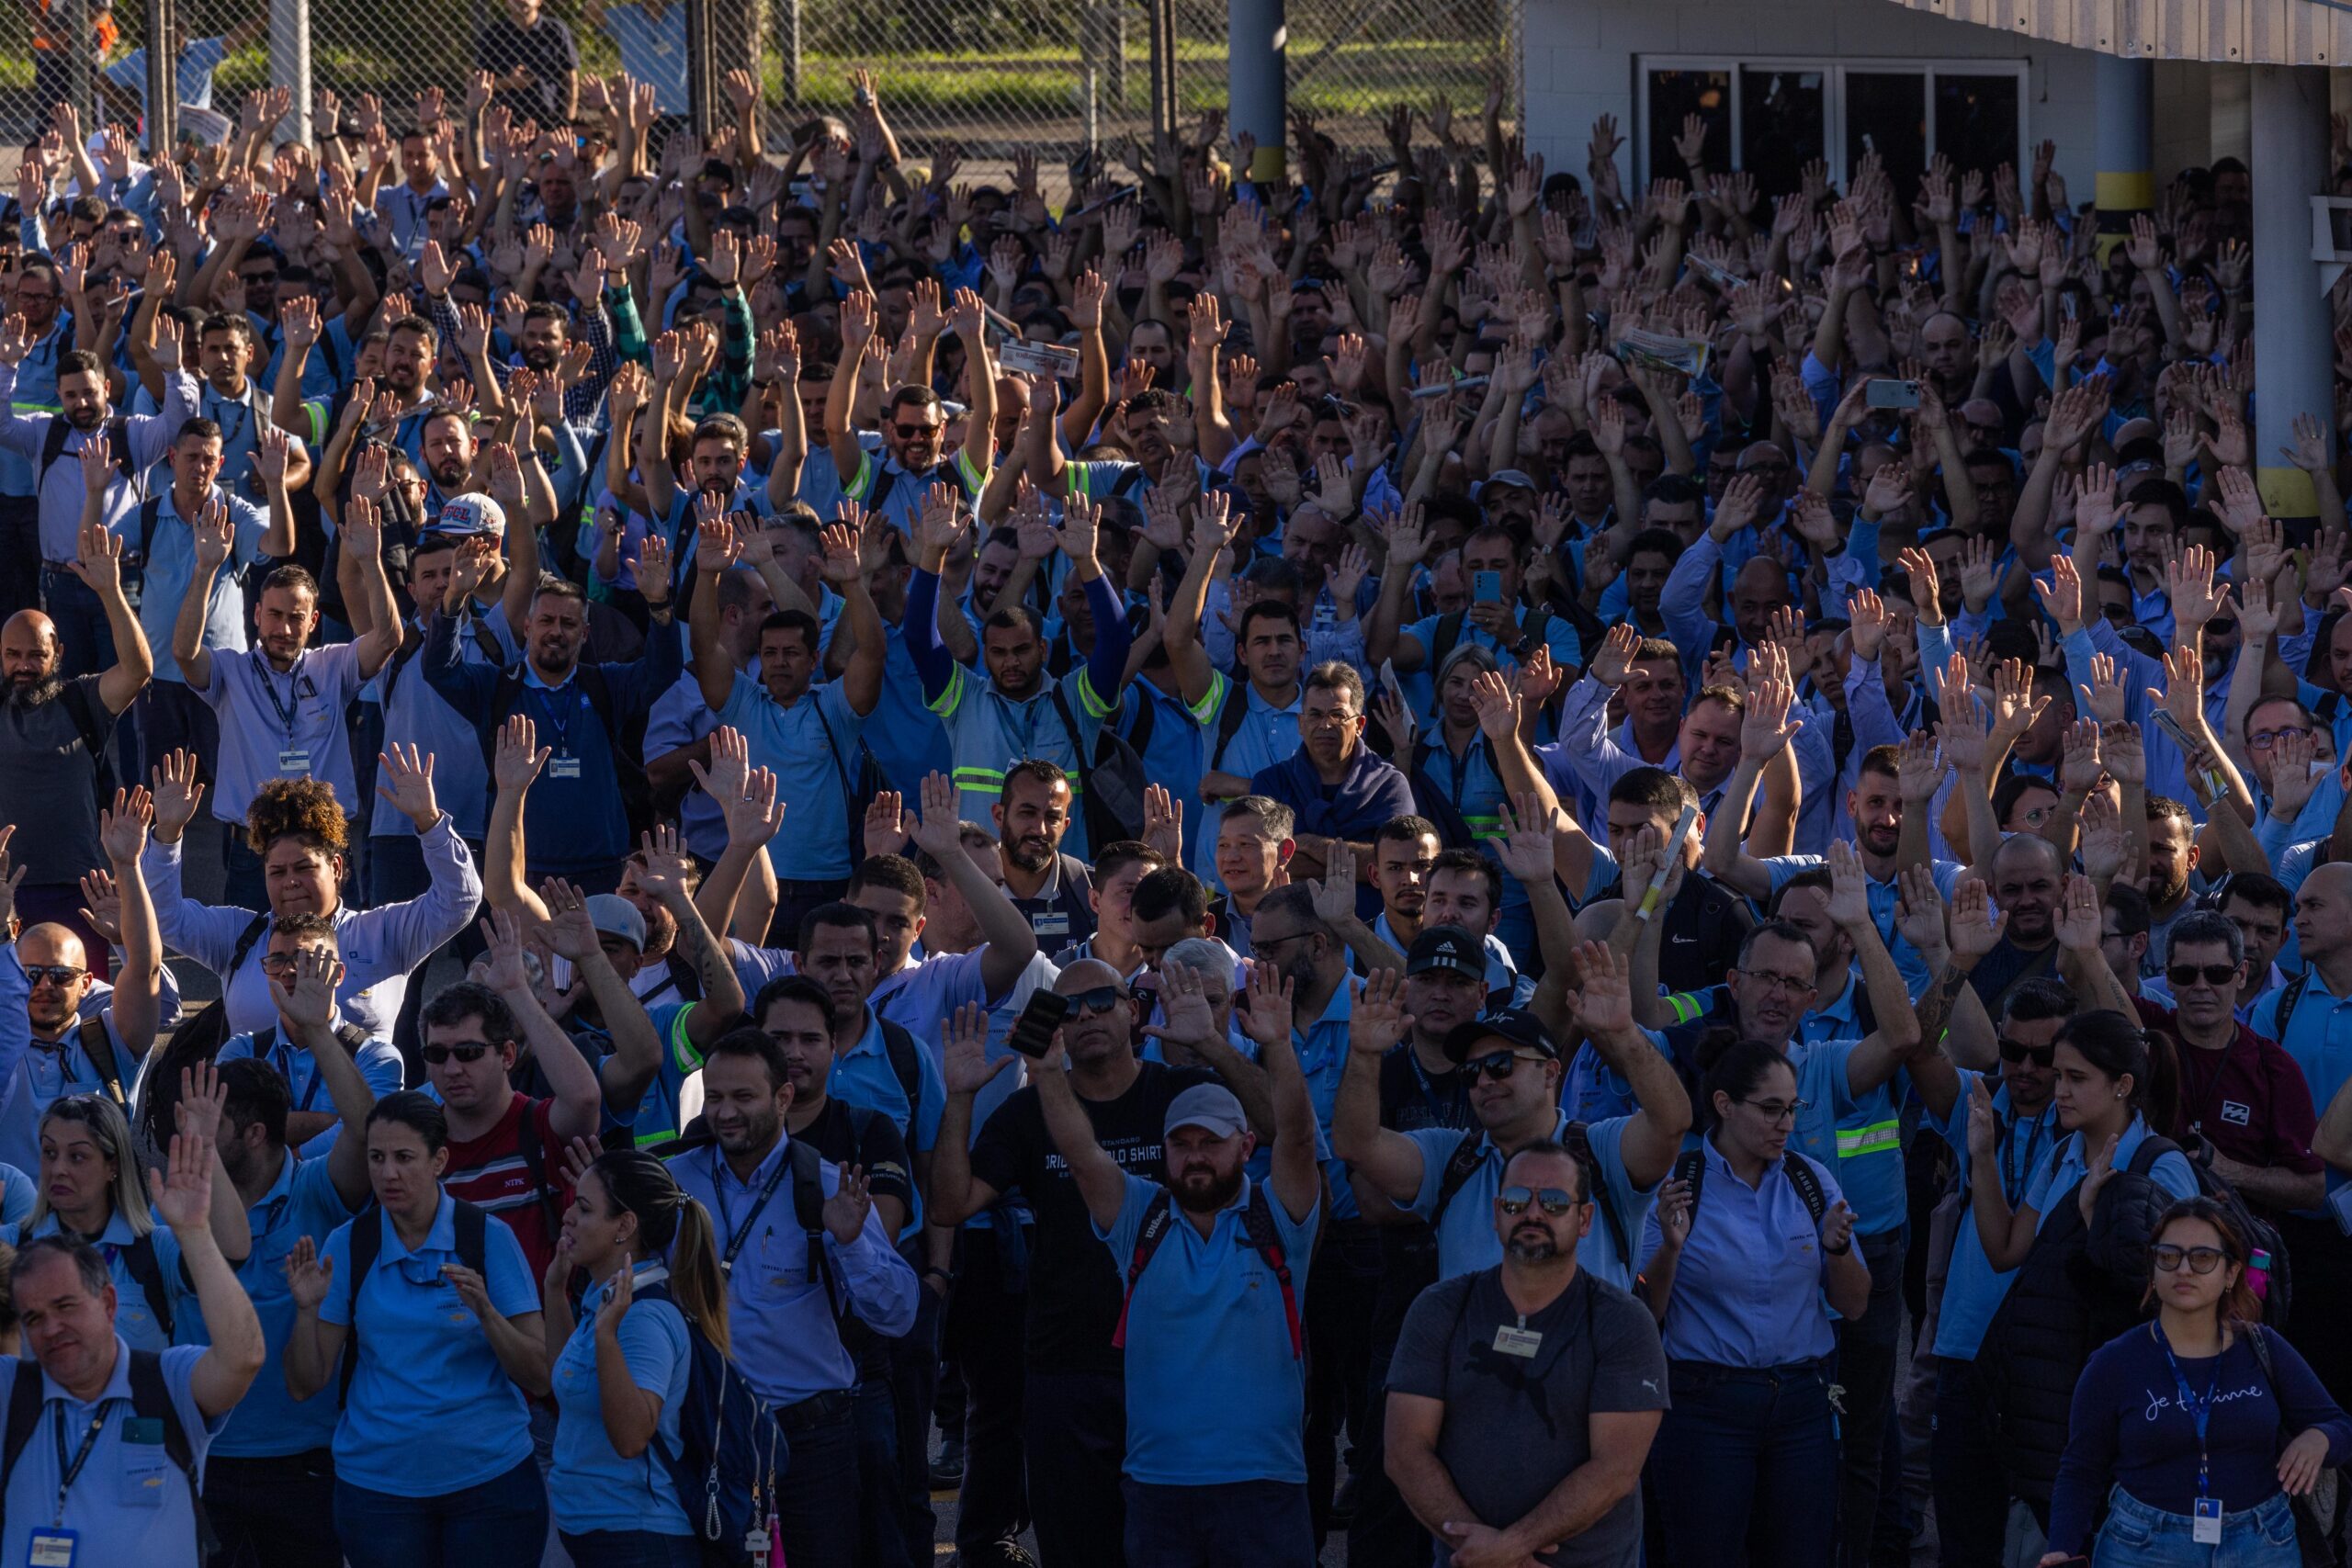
[{"xmin": 138, "ymin": 748, "xmax": 481, "ymax": 1041}]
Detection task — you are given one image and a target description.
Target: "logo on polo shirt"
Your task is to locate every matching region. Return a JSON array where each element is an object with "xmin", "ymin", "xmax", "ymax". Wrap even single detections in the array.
[{"xmin": 2222, "ymin": 1100, "xmax": 2252, "ymax": 1126}]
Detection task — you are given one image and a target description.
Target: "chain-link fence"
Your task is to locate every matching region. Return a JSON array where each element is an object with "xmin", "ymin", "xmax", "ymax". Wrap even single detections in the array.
[{"xmin": 6, "ymin": 0, "xmax": 1520, "ymax": 196}]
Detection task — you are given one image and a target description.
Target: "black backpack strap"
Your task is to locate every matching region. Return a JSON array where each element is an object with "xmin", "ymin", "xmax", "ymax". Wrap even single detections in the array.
[
  {"xmin": 2276, "ymin": 970, "xmax": 2313, "ymax": 1042},
  {"xmin": 37, "ymin": 414, "xmax": 68, "ymax": 480},
  {"xmin": 1209, "ymin": 674, "xmax": 1250, "ymax": 770},
  {"xmin": 338, "ymin": 1206, "xmax": 384, "ymax": 1406},
  {"xmin": 1111, "ymin": 1188, "xmax": 1177, "ymax": 1348},
  {"xmin": 56, "ymin": 678, "xmax": 111, "ymax": 773},
  {"xmin": 379, "ymin": 626, "xmax": 424, "ymax": 704},
  {"xmin": 787, "ymin": 1134, "xmax": 844, "ymax": 1317},
  {"xmin": 228, "ymin": 911, "xmax": 272, "ymax": 978},
  {"xmin": 121, "ymin": 1233, "xmax": 175, "ymax": 1340},
  {"xmin": 1781, "ymin": 1154, "xmax": 1830, "ymax": 1227},
  {"xmin": 127, "ymin": 1348, "xmax": 215, "ymax": 1557},
  {"xmin": 514, "ymin": 1105, "xmax": 564, "ymax": 1244},
  {"xmin": 481, "ymin": 664, "xmax": 529, "ymax": 766},
  {"xmin": 0, "ymin": 1357, "xmax": 42, "ymax": 1494},
  {"xmin": 877, "ymin": 1021, "xmax": 923, "ymax": 1120},
  {"xmin": 1562, "ymin": 1121, "xmax": 1631, "ymax": 1272},
  {"xmin": 76, "ymin": 1012, "xmax": 127, "ymax": 1110},
  {"xmin": 1237, "ymin": 1185, "xmax": 1304, "ymax": 1359},
  {"xmin": 573, "ymin": 662, "xmax": 654, "ymax": 829},
  {"xmin": 453, "ymin": 1199, "xmax": 488, "ymax": 1274},
  {"xmin": 1424, "ymin": 1131, "xmax": 1491, "ymax": 1232},
  {"xmin": 1430, "ymin": 611, "xmax": 1465, "ymax": 672},
  {"xmin": 138, "ymin": 494, "xmax": 164, "ymax": 565}
]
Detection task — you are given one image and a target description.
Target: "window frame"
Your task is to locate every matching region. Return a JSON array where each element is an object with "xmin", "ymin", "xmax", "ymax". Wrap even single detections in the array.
[{"xmin": 1634, "ymin": 55, "xmax": 2030, "ymax": 192}]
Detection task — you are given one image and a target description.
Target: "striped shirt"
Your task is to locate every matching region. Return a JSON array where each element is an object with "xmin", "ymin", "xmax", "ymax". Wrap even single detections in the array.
[{"xmin": 440, "ymin": 1091, "xmax": 569, "ymax": 1278}]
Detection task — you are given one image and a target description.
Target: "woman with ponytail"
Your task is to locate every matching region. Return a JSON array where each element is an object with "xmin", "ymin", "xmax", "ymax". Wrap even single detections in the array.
[
  {"xmin": 540, "ymin": 1146, "xmax": 729, "ymax": 1567},
  {"xmin": 2040, "ymin": 1199, "xmax": 2352, "ymax": 1564}
]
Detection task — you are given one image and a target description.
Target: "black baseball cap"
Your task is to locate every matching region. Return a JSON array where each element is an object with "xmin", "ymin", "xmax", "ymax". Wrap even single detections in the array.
[
  {"xmin": 1441, "ymin": 1008, "xmax": 1559, "ymax": 1066},
  {"xmin": 1406, "ymin": 924, "xmax": 1484, "ymax": 982}
]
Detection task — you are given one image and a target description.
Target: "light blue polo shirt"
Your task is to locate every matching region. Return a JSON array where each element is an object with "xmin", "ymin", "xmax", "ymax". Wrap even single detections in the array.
[
  {"xmin": 0, "ymin": 1340, "xmax": 223, "ymax": 1568},
  {"xmin": 1781, "ymin": 1037, "xmax": 1907, "ymax": 1239},
  {"xmin": 548, "ymin": 1260, "xmax": 691, "ymax": 1537},
  {"xmin": 1398, "ymin": 611, "xmax": 1582, "ymax": 728},
  {"xmin": 5, "ymin": 1210, "xmax": 182, "ymax": 1352},
  {"xmin": 317, "ymin": 1192, "xmax": 539, "ymax": 1495},
  {"xmin": 135, "ymin": 482, "xmax": 267, "ymax": 686},
  {"xmin": 1405, "ymin": 1111, "xmax": 1651, "ymax": 1292},
  {"xmin": 1100, "ymin": 1171, "xmax": 1319, "ymax": 1486},
  {"xmin": 1929, "ymin": 1071, "xmax": 2060, "ymax": 1361},
  {"xmin": 369, "ymin": 607, "xmax": 515, "ymax": 842},
  {"xmin": 603, "ymin": 1, "xmax": 689, "ymax": 109},
  {"xmin": 200, "ymin": 641, "xmax": 366, "ymax": 822},
  {"xmin": 172, "ymin": 1155, "xmax": 358, "ymax": 1457},
  {"xmin": 2255, "ymin": 976, "xmax": 2352, "ymax": 1213},
  {"xmin": 1637, "ymin": 1133, "xmax": 1850, "ymax": 1367},
  {"xmin": 829, "ymin": 1008, "xmax": 947, "ymax": 1157},
  {"xmin": 718, "ymin": 669, "xmax": 865, "ymax": 880},
  {"xmin": 2022, "ymin": 1115, "xmax": 2198, "ymax": 1229},
  {"xmin": 215, "ymin": 1027, "xmax": 406, "ymax": 1159},
  {"xmin": 1293, "ymin": 977, "xmax": 1363, "ymax": 1222}
]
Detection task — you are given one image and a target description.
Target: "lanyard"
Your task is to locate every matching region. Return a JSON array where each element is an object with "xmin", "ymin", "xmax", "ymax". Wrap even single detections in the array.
[
  {"xmin": 532, "ymin": 682, "xmax": 579, "ymax": 756},
  {"xmin": 269, "ymin": 1036, "xmax": 323, "ymax": 1112},
  {"xmin": 206, "ymin": 389, "xmax": 249, "ymax": 452},
  {"xmin": 51, "ymin": 1398, "xmax": 120, "ymax": 1524},
  {"xmin": 1998, "ymin": 1106, "xmax": 2052, "ymax": 1207},
  {"xmin": 250, "ymin": 650, "xmax": 303, "ymax": 742},
  {"xmin": 714, "ymin": 1145, "xmax": 795, "ymax": 1269},
  {"xmin": 2155, "ymin": 1323, "xmax": 2222, "ymax": 1496}
]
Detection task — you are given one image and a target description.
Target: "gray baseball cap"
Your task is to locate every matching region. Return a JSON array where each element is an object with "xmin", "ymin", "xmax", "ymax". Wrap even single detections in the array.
[{"xmin": 1164, "ymin": 1083, "xmax": 1248, "ymax": 1140}]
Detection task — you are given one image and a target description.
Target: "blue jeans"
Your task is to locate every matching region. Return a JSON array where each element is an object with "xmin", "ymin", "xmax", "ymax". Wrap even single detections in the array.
[
  {"xmin": 1931, "ymin": 1358, "xmax": 2009, "ymax": 1568},
  {"xmin": 557, "ymin": 1529, "xmax": 701, "ymax": 1568},
  {"xmin": 334, "ymin": 1455, "xmax": 549, "ymax": 1568},
  {"xmin": 773, "ymin": 1402, "xmax": 859, "ymax": 1568},
  {"xmin": 2092, "ymin": 1485, "xmax": 2301, "ymax": 1566},
  {"xmin": 1653, "ymin": 1359, "xmax": 1840, "ymax": 1568},
  {"xmin": 1121, "ymin": 1479, "xmax": 1315, "ymax": 1568}
]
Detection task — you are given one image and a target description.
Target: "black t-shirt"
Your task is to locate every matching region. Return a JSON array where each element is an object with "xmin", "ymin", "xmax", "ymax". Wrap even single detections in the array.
[
  {"xmin": 476, "ymin": 14, "xmax": 577, "ymax": 117},
  {"xmin": 794, "ymin": 1097, "xmax": 914, "ymax": 1225},
  {"xmin": 968, "ymin": 1059, "xmax": 1216, "ymax": 1371},
  {"xmin": 1965, "ymin": 937, "xmax": 2061, "ymax": 1016},
  {"xmin": 1374, "ymin": 1043, "xmax": 1475, "ymax": 1323},
  {"xmin": 1597, "ymin": 872, "xmax": 1753, "ymax": 997}
]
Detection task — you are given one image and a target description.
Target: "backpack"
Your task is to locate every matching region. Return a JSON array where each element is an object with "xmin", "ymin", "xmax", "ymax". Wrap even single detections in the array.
[
  {"xmin": 379, "ymin": 615, "xmax": 506, "ymax": 705},
  {"xmin": 1670, "ymin": 1144, "xmax": 1831, "ymax": 1228},
  {"xmin": 39, "ymin": 413, "xmax": 136, "ymax": 490},
  {"xmin": 636, "ymin": 1277, "xmax": 792, "ymax": 1568},
  {"xmin": 132, "ymin": 913, "xmax": 271, "ymax": 1159},
  {"xmin": 0, "ymin": 1348, "xmax": 212, "ymax": 1555},
  {"xmin": 1111, "ymin": 1184, "xmax": 1302, "ymax": 1359},
  {"xmin": 1208, "ymin": 677, "xmax": 1251, "ymax": 772},
  {"xmin": 482, "ymin": 660, "xmax": 656, "ymax": 843},
  {"xmin": 55, "ymin": 678, "xmax": 118, "ymax": 809},
  {"xmin": 1047, "ymin": 683, "xmax": 1148, "ymax": 850},
  {"xmin": 338, "ymin": 1199, "xmax": 491, "ymax": 1404},
  {"xmin": 2245, "ymin": 1323, "xmax": 2349, "ymax": 1563},
  {"xmin": 2126, "ymin": 1134, "xmax": 2294, "ymax": 1327},
  {"xmin": 1408, "ymin": 733, "xmax": 1507, "ymax": 853},
  {"xmin": 1429, "ymin": 1123, "xmax": 1633, "ymax": 1274},
  {"xmin": 876, "ymin": 1020, "xmax": 923, "ymax": 1114},
  {"xmin": 119, "ymin": 1232, "xmax": 177, "ymax": 1341},
  {"xmin": 1425, "ymin": 609, "xmax": 1561, "ymax": 678},
  {"xmin": 810, "ymin": 698, "xmax": 888, "ymax": 873}
]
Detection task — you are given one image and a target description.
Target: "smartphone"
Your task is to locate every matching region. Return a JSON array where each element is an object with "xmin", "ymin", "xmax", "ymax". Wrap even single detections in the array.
[
  {"xmin": 1866, "ymin": 378, "xmax": 1921, "ymax": 411},
  {"xmin": 1005, "ymin": 990, "xmax": 1071, "ymax": 1059},
  {"xmin": 999, "ymin": 339, "xmax": 1080, "ymax": 380},
  {"xmin": 1473, "ymin": 570, "xmax": 1504, "ymax": 603}
]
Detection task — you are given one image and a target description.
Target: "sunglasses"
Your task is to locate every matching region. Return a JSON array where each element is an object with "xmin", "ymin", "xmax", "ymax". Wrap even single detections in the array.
[
  {"xmin": 1464, "ymin": 1050, "xmax": 1544, "ymax": 1082},
  {"xmin": 1498, "ymin": 1185, "xmax": 1582, "ymax": 1216},
  {"xmin": 422, "ymin": 1042, "xmax": 496, "ymax": 1065},
  {"xmin": 2166, "ymin": 963, "xmax": 2239, "ymax": 988},
  {"xmin": 1067, "ymin": 987, "xmax": 1128, "ymax": 1017},
  {"xmin": 893, "ymin": 423, "xmax": 943, "ymax": 439},
  {"xmin": 1996, "ymin": 1037, "xmax": 2056, "ymax": 1067},
  {"xmin": 21, "ymin": 964, "xmax": 84, "ymax": 987},
  {"xmin": 2152, "ymin": 1244, "xmax": 2228, "ymax": 1275}
]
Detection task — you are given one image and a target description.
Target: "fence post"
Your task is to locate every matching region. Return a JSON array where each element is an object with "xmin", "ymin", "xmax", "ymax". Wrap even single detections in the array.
[
  {"xmin": 684, "ymin": 0, "xmax": 715, "ymax": 139},
  {"xmin": 1146, "ymin": 0, "xmax": 1177, "ymax": 146},
  {"xmin": 144, "ymin": 0, "xmax": 175, "ymax": 152},
  {"xmin": 775, "ymin": 0, "xmax": 800, "ymax": 108},
  {"xmin": 1228, "ymin": 0, "xmax": 1284, "ymax": 181},
  {"xmin": 269, "ymin": 0, "xmax": 311, "ymax": 144},
  {"xmin": 63, "ymin": 0, "xmax": 93, "ymax": 127}
]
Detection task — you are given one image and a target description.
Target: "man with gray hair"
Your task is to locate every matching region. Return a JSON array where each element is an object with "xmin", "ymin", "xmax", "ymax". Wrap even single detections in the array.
[{"xmin": 2134, "ymin": 907, "xmax": 2323, "ymax": 1213}]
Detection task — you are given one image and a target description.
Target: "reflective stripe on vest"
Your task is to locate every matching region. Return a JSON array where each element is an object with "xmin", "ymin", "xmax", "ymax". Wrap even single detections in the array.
[{"xmin": 1836, "ymin": 1120, "xmax": 1900, "ymax": 1158}]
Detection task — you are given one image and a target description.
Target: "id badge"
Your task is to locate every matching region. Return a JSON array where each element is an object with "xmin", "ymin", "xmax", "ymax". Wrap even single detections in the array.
[
  {"xmin": 547, "ymin": 756, "xmax": 582, "ymax": 780},
  {"xmin": 278, "ymin": 750, "xmax": 310, "ymax": 776},
  {"xmin": 2193, "ymin": 1496, "xmax": 2223, "ymax": 1545},
  {"xmin": 28, "ymin": 1529, "xmax": 76, "ymax": 1567},
  {"xmin": 1493, "ymin": 1325, "xmax": 1544, "ymax": 1359}
]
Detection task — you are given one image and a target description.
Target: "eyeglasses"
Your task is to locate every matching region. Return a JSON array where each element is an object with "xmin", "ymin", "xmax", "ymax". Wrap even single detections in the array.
[
  {"xmin": 892, "ymin": 423, "xmax": 943, "ymax": 440},
  {"xmin": 422, "ymin": 1042, "xmax": 496, "ymax": 1065},
  {"xmin": 1498, "ymin": 1185, "xmax": 1583, "ymax": 1216},
  {"xmin": 1252, "ymin": 931, "xmax": 1317, "ymax": 958},
  {"xmin": 2249, "ymin": 727, "xmax": 2314, "ymax": 750},
  {"xmin": 1735, "ymin": 968, "xmax": 1817, "ymax": 998},
  {"xmin": 1066, "ymin": 987, "xmax": 1128, "ymax": 1017},
  {"xmin": 21, "ymin": 964, "xmax": 85, "ymax": 987},
  {"xmin": 1741, "ymin": 1098, "xmax": 1809, "ymax": 1124},
  {"xmin": 255, "ymin": 953, "xmax": 310, "ymax": 976},
  {"xmin": 2152, "ymin": 1244, "xmax": 2228, "ymax": 1275},
  {"xmin": 1996, "ymin": 1037, "xmax": 2057, "ymax": 1067},
  {"xmin": 2166, "ymin": 963, "xmax": 2240, "ymax": 988},
  {"xmin": 1464, "ymin": 1050, "xmax": 1545, "ymax": 1082}
]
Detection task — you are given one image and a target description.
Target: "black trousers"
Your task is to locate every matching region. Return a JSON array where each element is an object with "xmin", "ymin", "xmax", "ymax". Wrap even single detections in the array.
[
  {"xmin": 944, "ymin": 1217, "xmax": 1033, "ymax": 1566},
  {"xmin": 205, "ymin": 1449, "xmax": 342, "ymax": 1568},
  {"xmin": 1302, "ymin": 1221, "xmax": 1382, "ymax": 1547}
]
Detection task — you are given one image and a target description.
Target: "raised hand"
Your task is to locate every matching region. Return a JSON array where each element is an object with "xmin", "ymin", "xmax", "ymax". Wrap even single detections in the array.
[
  {"xmin": 284, "ymin": 1235, "xmax": 334, "ymax": 1311},
  {"xmin": 1232, "ymin": 959, "xmax": 1295, "ymax": 1051},
  {"xmin": 908, "ymin": 772, "xmax": 966, "ymax": 859},
  {"xmin": 150, "ymin": 749, "xmax": 206, "ymax": 840},
  {"xmin": 374, "ymin": 741, "xmax": 440, "ymax": 830},
  {"xmin": 822, "ymin": 1164, "xmax": 873, "ymax": 1245},
  {"xmin": 493, "ymin": 715, "xmax": 550, "ymax": 793},
  {"xmin": 1947, "ymin": 876, "xmax": 2008, "ymax": 964},
  {"xmin": 1348, "ymin": 967, "xmax": 1413, "ymax": 1057},
  {"xmin": 148, "ymin": 1132, "xmax": 216, "ymax": 1237},
  {"xmin": 1141, "ymin": 961, "xmax": 1217, "ymax": 1050},
  {"xmin": 941, "ymin": 1002, "xmax": 1013, "ymax": 1097}
]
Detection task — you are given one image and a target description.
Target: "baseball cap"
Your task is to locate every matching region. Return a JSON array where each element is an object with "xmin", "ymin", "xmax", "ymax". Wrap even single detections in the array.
[
  {"xmin": 583, "ymin": 895, "xmax": 646, "ymax": 952},
  {"xmin": 431, "ymin": 492, "xmax": 507, "ymax": 538},
  {"xmin": 1476, "ymin": 468, "xmax": 1539, "ymax": 501},
  {"xmin": 1441, "ymin": 1007, "xmax": 1559, "ymax": 1066},
  {"xmin": 1406, "ymin": 925, "xmax": 1484, "ymax": 982},
  {"xmin": 1164, "ymin": 1084, "xmax": 1248, "ymax": 1140}
]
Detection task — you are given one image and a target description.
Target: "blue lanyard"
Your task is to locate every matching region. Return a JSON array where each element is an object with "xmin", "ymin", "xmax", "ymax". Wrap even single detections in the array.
[{"xmin": 2155, "ymin": 1323, "xmax": 2222, "ymax": 1496}]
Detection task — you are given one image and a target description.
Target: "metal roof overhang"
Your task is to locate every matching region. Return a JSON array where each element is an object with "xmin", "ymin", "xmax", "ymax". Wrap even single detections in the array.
[{"xmin": 1881, "ymin": 0, "xmax": 2344, "ymax": 64}]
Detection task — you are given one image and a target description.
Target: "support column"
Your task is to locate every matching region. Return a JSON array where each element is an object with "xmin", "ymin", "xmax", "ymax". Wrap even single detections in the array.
[
  {"xmin": 2095, "ymin": 53, "xmax": 2154, "ymax": 258},
  {"xmin": 144, "ymin": 0, "xmax": 175, "ymax": 152},
  {"xmin": 2252, "ymin": 64, "xmax": 2332, "ymax": 522},
  {"xmin": 1228, "ymin": 0, "xmax": 1285, "ymax": 183},
  {"xmin": 267, "ymin": 0, "xmax": 310, "ymax": 146}
]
